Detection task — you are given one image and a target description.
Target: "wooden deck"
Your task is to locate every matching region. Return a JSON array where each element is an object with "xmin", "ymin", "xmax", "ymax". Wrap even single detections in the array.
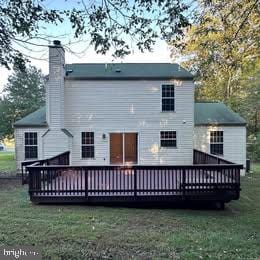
[{"xmin": 23, "ymin": 151, "xmax": 242, "ymax": 204}]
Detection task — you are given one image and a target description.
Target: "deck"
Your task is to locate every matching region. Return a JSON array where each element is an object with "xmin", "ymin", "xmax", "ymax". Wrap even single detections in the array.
[{"xmin": 22, "ymin": 150, "xmax": 242, "ymax": 205}]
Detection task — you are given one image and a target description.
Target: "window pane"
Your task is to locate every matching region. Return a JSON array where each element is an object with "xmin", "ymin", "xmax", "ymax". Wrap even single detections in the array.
[
  {"xmin": 210, "ymin": 131, "xmax": 223, "ymax": 143},
  {"xmin": 162, "ymin": 99, "xmax": 175, "ymax": 111},
  {"xmin": 82, "ymin": 146, "xmax": 94, "ymax": 158},
  {"xmin": 210, "ymin": 144, "xmax": 223, "ymax": 155},
  {"xmin": 162, "ymin": 85, "xmax": 174, "ymax": 97},
  {"xmin": 82, "ymin": 132, "xmax": 94, "ymax": 145},
  {"xmin": 210, "ymin": 131, "xmax": 223, "ymax": 155},
  {"xmin": 161, "ymin": 140, "xmax": 177, "ymax": 147},
  {"xmin": 160, "ymin": 131, "xmax": 177, "ymax": 148},
  {"xmin": 25, "ymin": 146, "xmax": 38, "ymax": 159},
  {"xmin": 25, "ymin": 132, "xmax": 37, "ymax": 145},
  {"xmin": 24, "ymin": 132, "xmax": 38, "ymax": 159}
]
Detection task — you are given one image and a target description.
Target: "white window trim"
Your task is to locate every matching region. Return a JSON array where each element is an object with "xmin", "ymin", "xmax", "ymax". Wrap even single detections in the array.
[
  {"xmin": 160, "ymin": 130, "xmax": 177, "ymax": 149},
  {"xmin": 81, "ymin": 132, "xmax": 95, "ymax": 159},
  {"xmin": 209, "ymin": 131, "xmax": 224, "ymax": 156},
  {"xmin": 160, "ymin": 84, "xmax": 175, "ymax": 112},
  {"xmin": 24, "ymin": 132, "xmax": 38, "ymax": 160}
]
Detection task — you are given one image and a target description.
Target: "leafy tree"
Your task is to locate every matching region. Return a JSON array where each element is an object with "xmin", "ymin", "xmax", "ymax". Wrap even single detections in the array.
[
  {"xmin": 232, "ymin": 60, "xmax": 260, "ymax": 135},
  {"xmin": 171, "ymin": 0, "xmax": 260, "ymax": 135},
  {"xmin": 0, "ymin": 66, "xmax": 45, "ymax": 139},
  {"xmin": 0, "ymin": 0, "xmax": 190, "ymax": 70}
]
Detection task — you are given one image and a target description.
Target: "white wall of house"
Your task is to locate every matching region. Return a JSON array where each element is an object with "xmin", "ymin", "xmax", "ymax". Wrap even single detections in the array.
[
  {"xmin": 194, "ymin": 125, "xmax": 246, "ymax": 168},
  {"xmin": 14, "ymin": 127, "xmax": 47, "ymax": 171},
  {"xmin": 42, "ymin": 129, "xmax": 71, "ymax": 158},
  {"xmin": 64, "ymin": 79, "xmax": 194, "ymax": 165}
]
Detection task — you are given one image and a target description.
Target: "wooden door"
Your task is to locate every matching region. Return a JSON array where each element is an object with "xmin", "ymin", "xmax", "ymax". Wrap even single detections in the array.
[
  {"xmin": 125, "ymin": 133, "xmax": 138, "ymax": 164},
  {"xmin": 110, "ymin": 133, "xmax": 138, "ymax": 165},
  {"xmin": 110, "ymin": 133, "xmax": 123, "ymax": 164}
]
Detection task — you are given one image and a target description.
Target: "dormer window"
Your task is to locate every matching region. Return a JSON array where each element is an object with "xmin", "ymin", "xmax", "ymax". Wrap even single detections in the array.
[{"xmin": 162, "ymin": 84, "xmax": 175, "ymax": 111}]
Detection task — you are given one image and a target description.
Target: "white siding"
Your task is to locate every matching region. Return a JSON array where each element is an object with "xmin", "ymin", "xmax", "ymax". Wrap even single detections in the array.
[
  {"xmin": 42, "ymin": 129, "xmax": 71, "ymax": 159},
  {"xmin": 194, "ymin": 126, "xmax": 246, "ymax": 168},
  {"xmin": 64, "ymin": 79, "xmax": 194, "ymax": 165},
  {"xmin": 47, "ymin": 47, "xmax": 65, "ymax": 129},
  {"xmin": 14, "ymin": 127, "xmax": 47, "ymax": 171}
]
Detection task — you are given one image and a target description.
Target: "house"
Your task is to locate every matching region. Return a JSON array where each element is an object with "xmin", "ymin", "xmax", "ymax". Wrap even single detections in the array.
[{"xmin": 14, "ymin": 41, "xmax": 246, "ymax": 205}]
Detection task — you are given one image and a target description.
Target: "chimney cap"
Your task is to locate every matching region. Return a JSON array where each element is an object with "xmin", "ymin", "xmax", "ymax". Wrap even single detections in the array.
[{"xmin": 53, "ymin": 40, "xmax": 61, "ymax": 46}]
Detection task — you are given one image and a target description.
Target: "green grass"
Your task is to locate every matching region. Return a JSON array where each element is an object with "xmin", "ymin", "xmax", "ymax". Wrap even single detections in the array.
[
  {"xmin": 0, "ymin": 152, "xmax": 16, "ymax": 173},
  {"xmin": 252, "ymin": 163, "xmax": 260, "ymax": 173},
  {"xmin": 0, "ymin": 165, "xmax": 259, "ymax": 259}
]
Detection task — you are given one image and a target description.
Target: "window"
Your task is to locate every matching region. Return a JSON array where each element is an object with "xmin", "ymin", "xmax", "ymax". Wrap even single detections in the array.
[
  {"xmin": 24, "ymin": 132, "xmax": 38, "ymax": 159},
  {"xmin": 160, "ymin": 131, "xmax": 177, "ymax": 148},
  {"xmin": 162, "ymin": 84, "xmax": 175, "ymax": 111},
  {"xmin": 82, "ymin": 132, "xmax": 94, "ymax": 159},
  {"xmin": 210, "ymin": 131, "xmax": 223, "ymax": 155}
]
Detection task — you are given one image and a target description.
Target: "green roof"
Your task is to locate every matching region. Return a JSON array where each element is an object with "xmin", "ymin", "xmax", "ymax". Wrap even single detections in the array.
[
  {"xmin": 13, "ymin": 107, "xmax": 47, "ymax": 127},
  {"xmin": 65, "ymin": 63, "xmax": 193, "ymax": 80},
  {"xmin": 14, "ymin": 103, "xmax": 246, "ymax": 127},
  {"xmin": 194, "ymin": 102, "xmax": 246, "ymax": 126}
]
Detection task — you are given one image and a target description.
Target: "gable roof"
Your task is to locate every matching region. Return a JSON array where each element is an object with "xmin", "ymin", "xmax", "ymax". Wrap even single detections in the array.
[
  {"xmin": 65, "ymin": 63, "xmax": 193, "ymax": 80},
  {"xmin": 14, "ymin": 103, "xmax": 246, "ymax": 127},
  {"xmin": 13, "ymin": 107, "xmax": 47, "ymax": 127},
  {"xmin": 194, "ymin": 102, "xmax": 246, "ymax": 126}
]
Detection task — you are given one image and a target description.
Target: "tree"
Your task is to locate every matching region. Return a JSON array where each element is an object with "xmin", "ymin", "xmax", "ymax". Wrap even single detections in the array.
[
  {"xmin": 0, "ymin": 66, "xmax": 45, "ymax": 139},
  {"xmin": 171, "ymin": 0, "xmax": 260, "ymax": 134},
  {"xmin": 175, "ymin": 0, "xmax": 259, "ymax": 100},
  {"xmin": 235, "ymin": 60, "xmax": 260, "ymax": 134},
  {"xmin": 0, "ymin": 0, "xmax": 190, "ymax": 70}
]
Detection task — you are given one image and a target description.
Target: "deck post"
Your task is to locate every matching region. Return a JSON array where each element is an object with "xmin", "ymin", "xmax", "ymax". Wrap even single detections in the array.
[
  {"xmin": 85, "ymin": 168, "xmax": 88, "ymax": 199},
  {"xmin": 182, "ymin": 169, "xmax": 186, "ymax": 198},
  {"xmin": 21, "ymin": 164, "xmax": 24, "ymax": 185},
  {"xmin": 28, "ymin": 168, "xmax": 33, "ymax": 197},
  {"xmin": 134, "ymin": 168, "xmax": 137, "ymax": 199}
]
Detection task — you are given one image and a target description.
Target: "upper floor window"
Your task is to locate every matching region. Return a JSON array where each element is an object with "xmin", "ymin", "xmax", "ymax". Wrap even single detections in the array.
[
  {"xmin": 24, "ymin": 132, "xmax": 38, "ymax": 159},
  {"xmin": 210, "ymin": 131, "xmax": 223, "ymax": 155},
  {"xmin": 162, "ymin": 84, "xmax": 175, "ymax": 111},
  {"xmin": 82, "ymin": 132, "xmax": 95, "ymax": 159},
  {"xmin": 160, "ymin": 131, "xmax": 177, "ymax": 148}
]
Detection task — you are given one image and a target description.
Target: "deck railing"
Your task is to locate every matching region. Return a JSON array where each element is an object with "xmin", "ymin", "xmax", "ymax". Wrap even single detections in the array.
[
  {"xmin": 26, "ymin": 164, "xmax": 242, "ymax": 203},
  {"xmin": 193, "ymin": 149, "xmax": 234, "ymax": 165},
  {"xmin": 21, "ymin": 151, "xmax": 70, "ymax": 184}
]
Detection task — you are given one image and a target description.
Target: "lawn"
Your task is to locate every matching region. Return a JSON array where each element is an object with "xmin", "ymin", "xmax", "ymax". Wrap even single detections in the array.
[
  {"xmin": 0, "ymin": 151, "xmax": 16, "ymax": 174},
  {"xmin": 0, "ymin": 165, "xmax": 259, "ymax": 259}
]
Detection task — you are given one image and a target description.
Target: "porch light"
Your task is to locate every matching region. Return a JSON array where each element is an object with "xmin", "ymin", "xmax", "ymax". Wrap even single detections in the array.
[{"xmin": 102, "ymin": 134, "xmax": 106, "ymax": 139}]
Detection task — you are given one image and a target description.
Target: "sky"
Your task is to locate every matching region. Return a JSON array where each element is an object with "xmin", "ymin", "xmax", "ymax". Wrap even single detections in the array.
[
  {"xmin": 0, "ymin": 0, "xmax": 182, "ymax": 94},
  {"xmin": 0, "ymin": 41, "xmax": 172, "ymax": 94}
]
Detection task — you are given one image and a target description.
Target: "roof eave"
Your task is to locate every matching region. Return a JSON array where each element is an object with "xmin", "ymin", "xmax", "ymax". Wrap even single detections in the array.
[
  {"xmin": 65, "ymin": 76, "xmax": 194, "ymax": 81},
  {"xmin": 195, "ymin": 123, "xmax": 247, "ymax": 127},
  {"xmin": 13, "ymin": 123, "xmax": 48, "ymax": 128}
]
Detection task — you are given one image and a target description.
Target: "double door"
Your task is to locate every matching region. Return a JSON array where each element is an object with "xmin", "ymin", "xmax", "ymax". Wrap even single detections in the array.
[{"xmin": 110, "ymin": 133, "xmax": 138, "ymax": 165}]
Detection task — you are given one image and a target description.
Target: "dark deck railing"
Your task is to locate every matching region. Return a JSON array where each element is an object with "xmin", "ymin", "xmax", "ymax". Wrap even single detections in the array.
[
  {"xmin": 193, "ymin": 149, "xmax": 234, "ymax": 165},
  {"xmin": 21, "ymin": 151, "xmax": 70, "ymax": 184},
  {"xmin": 26, "ymin": 163, "xmax": 242, "ymax": 204}
]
